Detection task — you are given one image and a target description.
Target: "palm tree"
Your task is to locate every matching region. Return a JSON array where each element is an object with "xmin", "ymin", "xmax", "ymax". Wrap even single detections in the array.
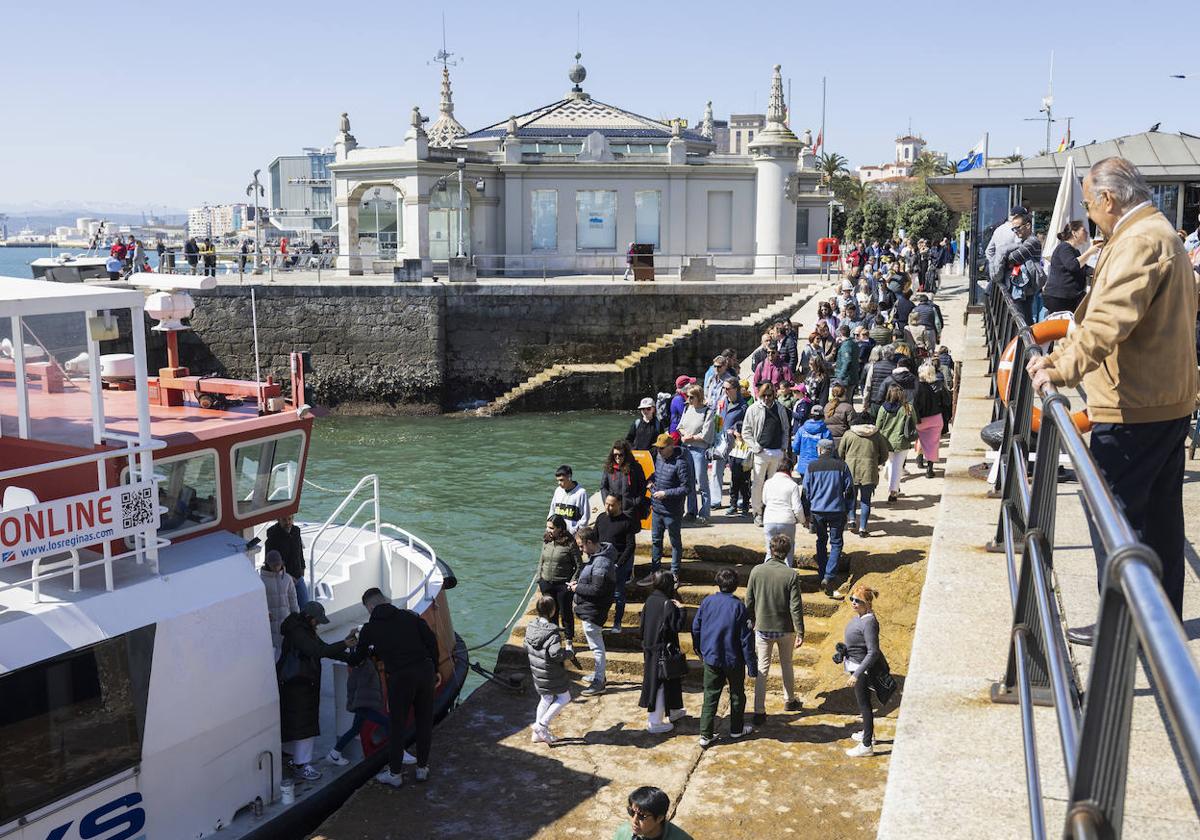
[
  {"xmin": 935, "ymin": 160, "xmax": 959, "ymax": 176},
  {"xmin": 831, "ymin": 174, "xmax": 866, "ymax": 210},
  {"xmin": 1000, "ymin": 153, "xmax": 1023, "ymax": 164},
  {"xmin": 910, "ymin": 152, "xmax": 941, "ymax": 181},
  {"xmin": 819, "ymin": 152, "xmax": 849, "ymax": 185}
]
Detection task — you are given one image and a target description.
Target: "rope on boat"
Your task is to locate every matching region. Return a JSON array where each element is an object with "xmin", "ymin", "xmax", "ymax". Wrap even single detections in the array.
[{"xmin": 462, "ymin": 569, "xmax": 540, "ymax": 655}]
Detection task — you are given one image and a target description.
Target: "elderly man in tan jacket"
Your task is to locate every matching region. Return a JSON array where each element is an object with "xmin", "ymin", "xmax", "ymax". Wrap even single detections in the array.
[{"xmin": 1028, "ymin": 157, "xmax": 1198, "ymax": 633}]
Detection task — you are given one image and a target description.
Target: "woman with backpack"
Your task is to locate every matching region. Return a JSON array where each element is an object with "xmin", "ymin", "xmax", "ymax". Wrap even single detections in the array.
[
  {"xmin": 876, "ymin": 384, "xmax": 917, "ymax": 502},
  {"xmin": 838, "ymin": 410, "xmax": 892, "ymax": 538},
  {"xmin": 639, "ymin": 571, "xmax": 687, "ymax": 734},
  {"xmin": 913, "ymin": 363, "xmax": 953, "ymax": 478},
  {"xmin": 823, "ymin": 382, "xmax": 856, "ymax": 447}
]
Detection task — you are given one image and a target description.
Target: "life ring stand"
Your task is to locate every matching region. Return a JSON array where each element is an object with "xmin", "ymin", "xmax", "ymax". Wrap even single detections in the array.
[{"xmin": 995, "ymin": 314, "xmax": 1092, "ymax": 434}]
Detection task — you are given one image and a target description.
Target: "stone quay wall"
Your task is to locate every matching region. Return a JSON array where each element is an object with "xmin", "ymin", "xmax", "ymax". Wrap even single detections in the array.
[{"xmin": 117, "ymin": 281, "xmax": 806, "ymax": 411}]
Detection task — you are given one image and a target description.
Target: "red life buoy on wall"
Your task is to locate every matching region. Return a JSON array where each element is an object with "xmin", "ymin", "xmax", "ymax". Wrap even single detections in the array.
[
  {"xmin": 817, "ymin": 237, "xmax": 840, "ymax": 264},
  {"xmin": 996, "ymin": 315, "xmax": 1092, "ymax": 434}
]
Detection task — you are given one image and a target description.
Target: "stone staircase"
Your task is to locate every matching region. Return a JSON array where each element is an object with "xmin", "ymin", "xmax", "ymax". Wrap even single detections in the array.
[
  {"xmin": 474, "ymin": 285, "xmax": 821, "ymax": 416},
  {"xmin": 498, "ymin": 545, "xmax": 835, "ymax": 695}
]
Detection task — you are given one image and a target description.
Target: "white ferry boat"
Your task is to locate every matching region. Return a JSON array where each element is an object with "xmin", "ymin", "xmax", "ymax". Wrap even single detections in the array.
[{"xmin": 0, "ymin": 276, "xmax": 467, "ymax": 839}]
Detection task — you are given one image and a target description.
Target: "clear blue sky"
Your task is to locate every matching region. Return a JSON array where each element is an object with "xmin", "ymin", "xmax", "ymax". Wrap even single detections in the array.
[{"xmin": 1, "ymin": 0, "xmax": 1189, "ymax": 210}]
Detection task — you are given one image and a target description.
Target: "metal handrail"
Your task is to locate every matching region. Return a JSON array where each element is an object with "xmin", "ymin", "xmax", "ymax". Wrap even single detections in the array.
[
  {"xmin": 984, "ymin": 286, "xmax": 1200, "ymax": 838},
  {"xmin": 371, "ymin": 521, "xmax": 440, "ymax": 608},
  {"xmin": 306, "ymin": 474, "xmax": 380, "ymax": 593}
]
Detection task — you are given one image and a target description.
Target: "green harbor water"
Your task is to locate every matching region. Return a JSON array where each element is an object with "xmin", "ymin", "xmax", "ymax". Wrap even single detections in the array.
[{"xmin": 300, "ymin": 411, "xmax": 628, "ymax": 697}]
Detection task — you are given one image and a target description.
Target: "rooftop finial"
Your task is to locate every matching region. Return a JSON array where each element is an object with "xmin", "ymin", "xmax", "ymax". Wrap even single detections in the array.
[
  {"xmin": 701, "ymin": 101, "xmax": 714, "ymax": 140},
  {"xmin": 339, "ymin": 112, "xmax": 351, "ymax": 134},
  {"xmin": 439, "ymin": 65, "xmax": 455, "ymax": 117},
  {"xmin": 568, "ymin": 51, "xmax": 587, "ymax": 95},
  {"xmin": 767, "ymin": 64, "xmax": 786, "ymax": 125}
]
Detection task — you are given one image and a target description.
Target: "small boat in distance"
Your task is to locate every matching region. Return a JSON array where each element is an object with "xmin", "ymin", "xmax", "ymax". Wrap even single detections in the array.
[{"xmin": 0, "ymin": 274, "xmax": 466, "ymax": 839}]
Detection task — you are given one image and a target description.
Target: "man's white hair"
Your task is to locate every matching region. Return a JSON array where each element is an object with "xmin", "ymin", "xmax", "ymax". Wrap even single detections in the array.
[{"xmin": 1088, "ymin": 156, "xmax": 1152, "ymax": 210}]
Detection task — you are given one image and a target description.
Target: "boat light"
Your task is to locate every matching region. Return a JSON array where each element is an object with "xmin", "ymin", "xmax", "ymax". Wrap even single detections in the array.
[{"xmin": 145, "ymin": 291, "xmax": 195, "ymax": 332}]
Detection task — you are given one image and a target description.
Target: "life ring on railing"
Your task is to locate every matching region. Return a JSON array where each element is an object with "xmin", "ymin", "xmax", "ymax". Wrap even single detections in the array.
[
  {"xmin": 817, "ymin": 237, "xmax": 840, "ymax": 264},
  {"xmin": 996, "ymin": 314, "xmax": 1092, "ymax": 434}
]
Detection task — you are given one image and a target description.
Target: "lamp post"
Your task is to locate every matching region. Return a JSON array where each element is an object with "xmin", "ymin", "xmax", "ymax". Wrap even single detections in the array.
[
  {"xmin": 245, "ymin": 170, "xmax": 265, "ymax": 274},
  {"xmin": 372, "ymin": 188, "xmax": 381, "ymax": 258},
  {"xmin": 455, "ymin": 157, "xmax": 466, "ymax": 258}
]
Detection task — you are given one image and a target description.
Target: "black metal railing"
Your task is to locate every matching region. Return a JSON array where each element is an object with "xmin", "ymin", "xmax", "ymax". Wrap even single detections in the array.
[{"xmin": 984, "ymin": 286, "xmax": 1200, "ymax": 838}]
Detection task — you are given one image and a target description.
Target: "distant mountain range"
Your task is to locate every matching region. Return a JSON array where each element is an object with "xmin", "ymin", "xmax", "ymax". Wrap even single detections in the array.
[{"xmin": 0, "ymin": 202, "xmax": 188, "ymax": 234}]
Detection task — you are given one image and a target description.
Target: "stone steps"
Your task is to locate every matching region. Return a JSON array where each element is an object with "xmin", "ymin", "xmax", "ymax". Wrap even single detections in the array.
[{"xmin": 475, "ymin": 287, "xmax": 819, "ymax": 415}]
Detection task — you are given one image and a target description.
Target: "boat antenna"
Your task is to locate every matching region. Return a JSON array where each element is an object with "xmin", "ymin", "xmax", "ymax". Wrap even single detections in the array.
[{"xmin": 250, "ymin": 288, "xmax": 264, "ymax": 414}]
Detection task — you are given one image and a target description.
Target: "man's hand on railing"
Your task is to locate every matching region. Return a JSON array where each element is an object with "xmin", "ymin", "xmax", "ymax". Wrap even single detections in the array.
[{"xmin": 1026, "ymin": 355, "xmax": 1054, "ymax": 393}]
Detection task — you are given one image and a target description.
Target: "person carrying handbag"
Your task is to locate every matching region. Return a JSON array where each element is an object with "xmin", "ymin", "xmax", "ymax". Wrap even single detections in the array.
[
  {"xmin": 638, "ymin": 571, "xmax": 687, "ymax": 734},
  {"xmin": 875, "ymin": 384, "xmax": 917, "ymax": 502},
  {"xmin": 842, "ymin": 585, "xmax": 896, "ymax": 757}
]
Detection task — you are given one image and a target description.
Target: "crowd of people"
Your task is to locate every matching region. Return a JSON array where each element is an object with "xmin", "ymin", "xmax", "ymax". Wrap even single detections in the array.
[{"xmin": 520, "ymin": 260, "xmax": 951, "ymax": 774}]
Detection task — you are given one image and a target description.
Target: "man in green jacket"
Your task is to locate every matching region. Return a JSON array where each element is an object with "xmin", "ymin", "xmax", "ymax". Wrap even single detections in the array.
[
  {"xmin": 744, "ymin": 534, "xmax": 805, "ymax": 725},
  {"xmin": 1028, "ymin": 157, "xmax": 1199, "ymax": 632}
]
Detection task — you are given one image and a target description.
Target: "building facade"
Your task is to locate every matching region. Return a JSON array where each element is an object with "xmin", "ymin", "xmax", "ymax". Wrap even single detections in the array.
[
  {"xmin": 327, "ymin": 60, "xmax": 831, "ymax": 276},
  {"xmin": 728, "ymin": 113, "xmax": 765, "ymax": 156},
  {"xmin": 186, "ymin": 204, "xmax": 247, "ymax": 239},
  {"xmin": 267, "ymin": 148, "xmax": 336, "ymax": 234}
]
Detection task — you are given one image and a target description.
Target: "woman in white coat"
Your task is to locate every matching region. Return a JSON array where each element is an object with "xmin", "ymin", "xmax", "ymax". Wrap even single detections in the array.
[{"xmin": 260, "ymin": 549, "xmax": 298, "ymax": 661}]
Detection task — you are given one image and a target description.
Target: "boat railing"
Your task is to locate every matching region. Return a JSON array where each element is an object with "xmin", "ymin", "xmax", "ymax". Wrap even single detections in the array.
[
  {"xmin": 372, "ymin": 521, "xmax": 439, "ymax": 609},
  {"xmin": 0, "ymin": 434, "xmax": 167, "ymax": 602},
  {"xmin": 308, "ymin": 474, "xmax": 381, "ymax": 593},
  {"xmin": 983, "ymin": 286, "xmax": 1200, "ymax": 838}
]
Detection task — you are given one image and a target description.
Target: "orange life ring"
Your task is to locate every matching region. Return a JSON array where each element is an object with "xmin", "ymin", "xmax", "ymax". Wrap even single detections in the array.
[
  {"xmin": 817, "ymin": 237, "xmax": 840, "ymax": 264},
  {"xmin": 996, "ymin": 315, "xmax": 1092, "ymax": 434}
]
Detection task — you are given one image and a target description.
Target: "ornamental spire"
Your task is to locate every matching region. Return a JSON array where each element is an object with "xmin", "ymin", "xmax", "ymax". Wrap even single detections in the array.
[
  {"xmin": 701, "ymin": 101, "xmax": 714, "ymax": 140},
  {"xmin": 767, "ymin": 64, "xmax": 786, "ymax": 125},
  {"xmin": 439, "ymin": 66, "xmax": 455, "ymax": 118}
]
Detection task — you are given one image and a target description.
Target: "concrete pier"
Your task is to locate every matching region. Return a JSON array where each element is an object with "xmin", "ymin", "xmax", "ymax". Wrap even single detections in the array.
[{"xmin": 308, "ymin": 277, "xmax": 966, "ymax": 839}]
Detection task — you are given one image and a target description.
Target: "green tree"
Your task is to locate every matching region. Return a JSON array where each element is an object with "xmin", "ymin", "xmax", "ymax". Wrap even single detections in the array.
[
  {"xmin": 910, "ymin": 151, "xmax": 941, "ymax": 182},
  {"xmin": 843, "ymin": 207, "xmax": 864, "ymax": 242},
  {"xmin": 830, "ymin": 206, "xmax": 848, "ymax": 240},
  {"xmin": 896, "ymin": 193, "xmax": 954, "ymax": 243},
  {"xmin": 1000, "ymin": 153, "xmax": 1023, "ymax": 164},
  {"xmin": 818, "ymin": 151, "xmax": 849, "ymax": 185},
  {"xmin": 859, "ymin": 196, "xmax": 896, "ymax": 244}
]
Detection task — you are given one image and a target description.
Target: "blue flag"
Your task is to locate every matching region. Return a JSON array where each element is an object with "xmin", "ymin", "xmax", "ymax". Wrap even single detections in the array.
[{"xmin": 957, "ymin": 136, "xmax": 986, "ymax": 172}]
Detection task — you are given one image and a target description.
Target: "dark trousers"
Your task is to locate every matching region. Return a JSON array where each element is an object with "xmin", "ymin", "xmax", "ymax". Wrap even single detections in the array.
[
  {"xmin": 334, "ymin": 707, "xmax": 390, "ymax": 752},
  {"xmin": 1088, "ymin": 417, "xmax": 1188, "ymax": 617},
  {"xmin": 729, "ymin": 460, "xmax": 751, "ymax": 511},
  {"xmin": 699, "ymin": 663, "xmax": 747, "ymax": 739},
  {"xmin": 854, "ymin": 671, "xmax": 875, "ymax": 747},
  {"xmin": 386, "ymin": 662, "xmax": 435, "ymax": 772},
  {"xmin": 612, "ymin": 544, "xmax": 635, "ymax": 626},
  {"xmin": 813, "ymin": 513, "xmax": 846, "ymax": 581},
  {"xmin": 1042, "ymin": 293, "xmax": 1083, "ymax": 315},
  {"xmin": 538, "ymin": 579, "xmax": 575, "ymax": 639}
]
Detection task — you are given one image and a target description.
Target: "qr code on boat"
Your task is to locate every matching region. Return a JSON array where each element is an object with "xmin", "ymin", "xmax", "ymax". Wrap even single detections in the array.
[{"xmin": 121, "ymin": 487, "xmax": 156, "ymax": 530}]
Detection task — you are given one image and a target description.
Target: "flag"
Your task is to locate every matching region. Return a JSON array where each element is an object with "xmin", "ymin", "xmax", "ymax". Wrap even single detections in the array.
[
  {"xmin": 814, "ymin": 129, "xmax": 823, "ymax": 153},
  {"xmin": 956, "ymin": 135, "xmax": 986, "ymax": 172},
  {"xmin": 1056, "ymin": 136, "xmax": 1068, "ymax": 153},
  {"xmin": 1042, "ymin": 155, "xmax": 1087, "ymax": 270}
]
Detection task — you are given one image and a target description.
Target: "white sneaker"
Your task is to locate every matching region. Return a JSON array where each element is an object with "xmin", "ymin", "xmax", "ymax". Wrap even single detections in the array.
[
  {"xmin": 646, "ymin": 720, "xmax": 674, "ymax": 734},
  {"xmin": 729, "ymin": 724, "xmax": 754, "ymax": 739},
  {"xmin": 698, "ymin": 734, "xmax": 717, "ymax": 748},
  {"xmin": 845, "ymin": 742, "xmax": 874, "ymax": 757},
  {"xmin": 374, "ymin": 768, "xmax": 404, "ymax": 787},
  {"xmin": 293, "ymin": 763, "xmax": 321, "ymax": 781},
  {"xmin": 402, "ymin": 750, "xmax": 418, "ymax": 766},
  {"xmin": 414, "ymin": 766, "xmax": 430, "ymax": 783},
  {"xmin": 326, "ymin": 749, "xmax": 349, "ymax": 766},
  {"xmin": 851, "ymin": 730, "xmax": 864, "ymax": 743},
  {"xmin": 531, "ymin": 724, "xmax": 554, "ymax": 744},
  {"xmin": 668, "ymin": 708, "xmax": 687, "ymax": 722}
]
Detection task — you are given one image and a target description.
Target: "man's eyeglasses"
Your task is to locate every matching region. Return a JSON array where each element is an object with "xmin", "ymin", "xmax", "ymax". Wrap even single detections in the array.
[
  {"xmin": 1082, "ymin": 190, "xmax": 1108, "ymax": 212},
  {"xmin": 627, "ymin": 807, "xmax": 653, "ymax": 821}
]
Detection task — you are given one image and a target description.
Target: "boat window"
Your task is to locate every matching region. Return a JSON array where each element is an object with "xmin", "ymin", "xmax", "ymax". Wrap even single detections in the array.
[
  {"xmin": 0, "ymin": 626, "xmax": 155, "ymax": 826},
  {"xmin": 232, "ymin": 431, "xmax": 306, "ymax": 518},
  {"xmin": 121, "ymin": 449, "xmax": 220, "ymax": 538}
]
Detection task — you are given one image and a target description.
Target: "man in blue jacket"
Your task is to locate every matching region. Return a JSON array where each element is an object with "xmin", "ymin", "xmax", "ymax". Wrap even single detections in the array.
[
  {"xmin": 802, "ymin": 439, "xmax": 854, "ymax": 595},
  {"xmin": 645, "ymin": 432, "xmax": 691, "ymax": 579},
  {"xmin": 692, "ymin": 568, "xmax": 758, "ymax": 747}
]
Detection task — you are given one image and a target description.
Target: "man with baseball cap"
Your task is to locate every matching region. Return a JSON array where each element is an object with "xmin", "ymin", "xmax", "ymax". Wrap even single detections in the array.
[
  {"xmin": 669, "ymin": 375, "xmax": 695, "ymax": 433},
  {"xmin": 627, "ymin": 397, "xmax": 663, "ymax": 451},
  {"xmin": 645, "ymin": 431, "xmax": 691, "ymax": 578}
]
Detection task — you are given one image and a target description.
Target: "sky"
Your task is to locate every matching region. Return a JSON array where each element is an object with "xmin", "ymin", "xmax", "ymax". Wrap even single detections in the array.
[{"xmin": 1, "ymin": 0, "xmax": 1192, "ymax": 210}]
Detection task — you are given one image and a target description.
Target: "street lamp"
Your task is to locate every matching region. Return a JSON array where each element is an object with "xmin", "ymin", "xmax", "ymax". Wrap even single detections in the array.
[
  {"xmin": 372, "ymin": 188, "xmax": 382, "ymax": 258},
  {"xmin": 245, "ymin": 170, "xmax": 265, "ymax": 274},
  {"xmin": 432, "ymin": 157, "xmax": 469, "ymax": 259}
]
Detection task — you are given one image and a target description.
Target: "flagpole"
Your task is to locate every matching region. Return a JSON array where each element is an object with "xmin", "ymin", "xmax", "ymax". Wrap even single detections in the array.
[
  {"xmin": 820, "ymin": 76, "xmax": 826, "ymax": 155},
  {"xmin": 787, "ymin": 77, "xmax": 791, "ymax": 128},
  {"xmin": 984, "ymin": 132, "xmax": 989, "ymax": 169}
]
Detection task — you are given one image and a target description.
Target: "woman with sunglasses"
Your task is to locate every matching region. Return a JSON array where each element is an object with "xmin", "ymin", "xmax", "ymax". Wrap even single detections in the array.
[
  {"xmin": 844, "ymin": 585, "xmax": 882, "ymax": 757},
  {"xmin": 613, "ymin": 786, "xmax": 694, "ymax": 839},
  {"xmin": 600, "ymin": 439, "xmax": 648, "ymax": 523}
]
